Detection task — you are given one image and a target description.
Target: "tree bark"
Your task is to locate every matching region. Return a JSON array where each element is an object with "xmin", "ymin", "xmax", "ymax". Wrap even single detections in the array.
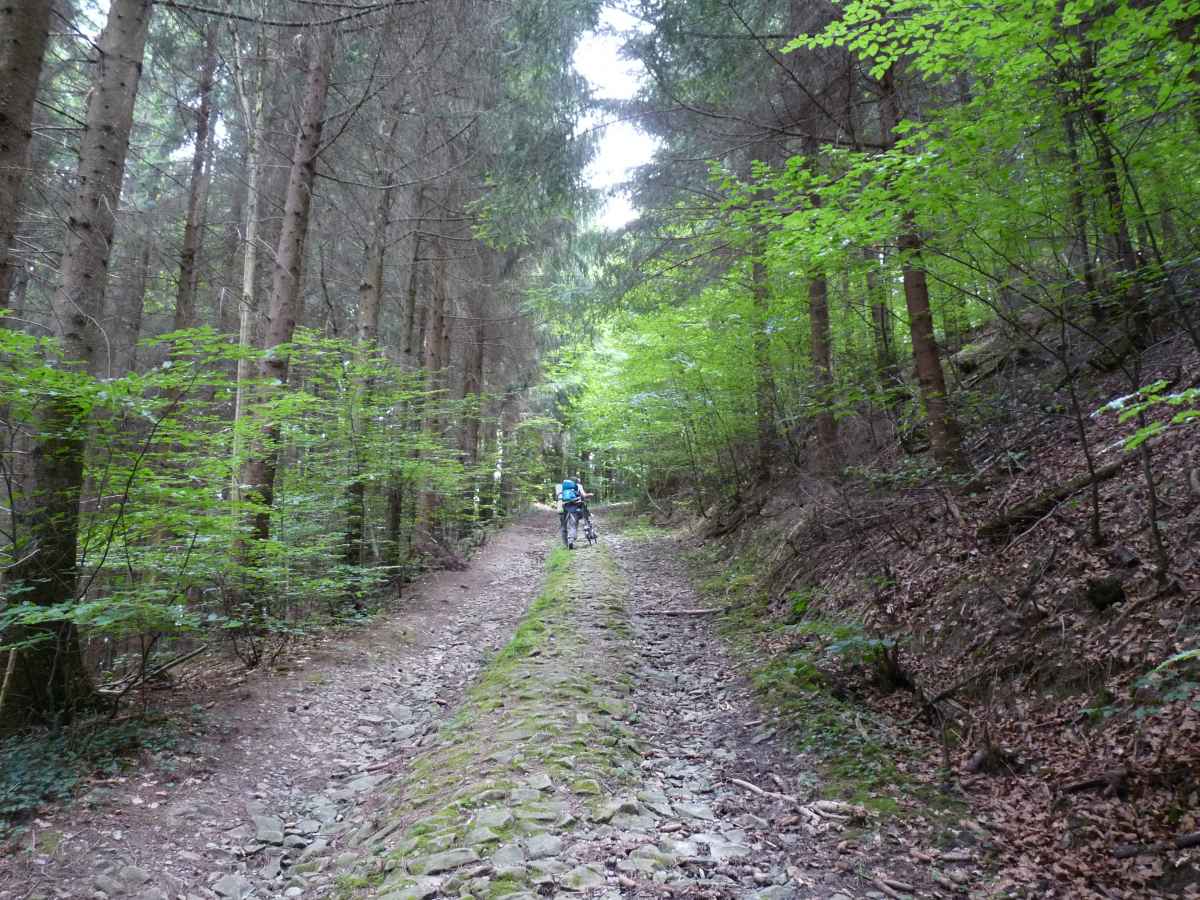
[
  {"xmin": 866, "ymin": 247, "xmax": 902, "ymax": 396},
  {"xmin": 461, "ymin": 318, "xmax": 486, "ymax": 465},
  {"xmin": 808, "ymin": 269, "xmax": 838, "ymax": 469},
  {"xmin": 1061, "ymin": 107, "xmax": 1100, "ymax": 315},
  {"xmin": 241, "ymin": 28, "xmax": 336, "ymax": 542},
  {"xmin": 345, "ymin": 162, "xmax": 396, "ymax": 566},
  {"xmin": 1, "ymin": 0, "xmax": 153, "ymax": 730},
  {"xmin": 750, "ymin": 248, "xmax": 779, "ymax": 480},
  {"xmin": 0, "ymin": 0, "xmax": 52, "ymax": 306},
  {"xmin": 217, "ymin": 140, "xmax": 250, "ymax": 336},
  {"xmin": 355, "ymin": 191, "xmax": 390, "ymax": 348},
  {"xmin": 879, "ymin": 67, "xmax": 966, "ymax": 472},
  {"xmin": 230, "ymin": 28, "xmax": 265, "ymax": 499},
  {"xmin": 173, "ymin": 22, "xmax": 219, "ymax": 332},
  {"xmin": 401, "ymin": 189, "xmax": 426, "ymax": 368}
]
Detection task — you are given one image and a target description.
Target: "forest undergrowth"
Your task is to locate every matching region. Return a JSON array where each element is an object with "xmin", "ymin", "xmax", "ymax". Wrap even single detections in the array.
[{"xmin": 661, "ymin": 325, "xmax": 1200, "ymax": 898}]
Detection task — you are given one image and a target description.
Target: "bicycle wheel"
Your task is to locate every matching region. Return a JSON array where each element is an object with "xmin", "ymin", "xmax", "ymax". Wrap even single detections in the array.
[{"xmin": 585, "ymin": 518, "xmax": 597, "ymax": 545}]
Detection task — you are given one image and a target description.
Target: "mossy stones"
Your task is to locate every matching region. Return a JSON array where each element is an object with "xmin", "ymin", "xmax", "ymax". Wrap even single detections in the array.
[
  {"xmin": 524, "ymin": 832, "xmax": 562, "ymax": 859},
  {"xmin": 407, "ymin": 847, "xmax": 479, "ymax": 875},
  {"xmin": 473, "ymin": 807, "xmax": 514, "ymax": 830},
  {"xmin": 379, "ymin": 877, "xmax": 442, "ymax": 900},
  {"xmin": 560, "ymin": 864, "xmax": 605, "ymax": 891},
  {"xmin": 571, "ymin": 778, "xmax": 602, "ymax": 796}
]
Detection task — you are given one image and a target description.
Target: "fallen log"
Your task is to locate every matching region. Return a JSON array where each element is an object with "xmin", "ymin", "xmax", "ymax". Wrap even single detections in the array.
[
  {"xmin": 1062, "ymin": 767, "xmax": 1128, "ymax": 797},
  {"xmin": 977, "ymin": 457, "xmax": 1133, "ymax": 540},
  {"xmin": 1114, "ymin": 830, "xmax": 1200, "ymax": 859},
  {"xmin": 98, "ymin": 644, "xmax": 209, "ymax": 696}
]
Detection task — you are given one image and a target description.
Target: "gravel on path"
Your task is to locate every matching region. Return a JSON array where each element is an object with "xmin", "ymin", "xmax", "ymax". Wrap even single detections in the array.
[
  {"xmin": 331, "ymin": 527, "xmax": 934, "ymax": 899},
  {"xmin": 4, "ymin": 513, "xmax": 942, "ymax": 900},
  {"xmin": 0, "ymin": 515, "xmax": 555, "ymax": 900}
]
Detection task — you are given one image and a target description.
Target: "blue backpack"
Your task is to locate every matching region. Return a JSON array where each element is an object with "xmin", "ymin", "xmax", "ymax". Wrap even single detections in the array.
[{"xmin": 561, "ymin": 479, "xmax": 580, "ymax": 502}]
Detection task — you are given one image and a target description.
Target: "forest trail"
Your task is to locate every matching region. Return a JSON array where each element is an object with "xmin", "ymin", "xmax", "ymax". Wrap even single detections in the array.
[{"xmin": 2, "ymin": 515, "xmax": 948, "ymax": 900}]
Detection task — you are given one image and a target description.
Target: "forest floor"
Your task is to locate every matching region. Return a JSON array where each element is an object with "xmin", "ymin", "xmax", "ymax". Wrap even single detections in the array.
[{"xmin": 0, "ymin": 509, "xmax": 979, "ymax": 900}]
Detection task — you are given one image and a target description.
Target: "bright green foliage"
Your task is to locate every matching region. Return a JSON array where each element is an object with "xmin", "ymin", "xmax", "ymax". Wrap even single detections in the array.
[
  {"xmin": 565, "ymin": 0, "xmax": 1199, "ymax": 496},
  {"xmin": 1, "ymin": 326, "xmax": 554, "ymax": 673},
  {"xmin": 1096, "ymin": 379, "xmax": 1200, "ymax": 450}
]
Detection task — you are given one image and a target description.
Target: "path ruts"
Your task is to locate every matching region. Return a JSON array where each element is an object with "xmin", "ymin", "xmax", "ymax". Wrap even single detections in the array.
[{"xmin": 331, "ymin": 528, "xmax": 886, "ymax": 899}]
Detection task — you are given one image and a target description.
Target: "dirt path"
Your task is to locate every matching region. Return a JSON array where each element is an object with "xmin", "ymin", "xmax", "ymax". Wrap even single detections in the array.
[
  {"xmin": 3, "ymin": 515, "xmax": 949, "ymax": 900},
  {"xmin": 0, "ymin": 514, "xmax": 553, "ymax": 900}
]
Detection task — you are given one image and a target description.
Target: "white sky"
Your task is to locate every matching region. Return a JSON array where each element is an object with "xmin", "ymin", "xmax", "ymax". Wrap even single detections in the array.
[{"xmin": 573, "ymin": 7, "xmax": 658, "ymax": 231}]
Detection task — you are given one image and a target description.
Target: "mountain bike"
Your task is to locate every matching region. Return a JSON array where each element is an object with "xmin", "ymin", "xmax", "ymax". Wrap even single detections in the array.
[{"xmin": 563, "ymin": 502, "xmax": 597, "ymax": 549}]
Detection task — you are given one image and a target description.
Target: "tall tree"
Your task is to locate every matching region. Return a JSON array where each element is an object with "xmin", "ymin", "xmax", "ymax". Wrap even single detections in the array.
[
  {"xmin": 878, "ymin": 66, "xmax": 965, "ymax": 471},
  {"xmin": 173, "ymin": 22, "xmax": 220, "ymax": 332},
  {"xmin": 1, "ymin": 0, "xmax": 154, "ymax": 728},
  {"xmin": 242, "ymin": 25, "xmax": 336, "ymax": 543},
  {"xmin": 0, "ymin": 0, "xmax": 53, "ymax": 306}
]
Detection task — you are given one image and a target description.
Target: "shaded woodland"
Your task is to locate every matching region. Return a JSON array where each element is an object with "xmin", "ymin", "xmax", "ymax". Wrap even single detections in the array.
[
  {"xmin": 2, "ymin": 0, "xmax": 1200, "ymax": 894},
  {"xmin": 1, "ymin": 0, "xmax": 601, "ymax": 727},
  {"xmin": 561, "ymin": 0, "xmax": 1200, "ymax": 894}
]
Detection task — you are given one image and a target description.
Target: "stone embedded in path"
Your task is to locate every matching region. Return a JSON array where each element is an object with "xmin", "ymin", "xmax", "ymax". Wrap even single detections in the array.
[
  {"xmin": 675, "ymin": 800, "xmax": 716, "ymax": 821},
  {"xmin": 622, "ymin": 844, "xmax": 678, "ymax": 873},
  {"xmin": 253, "ymin": 815, "xmax": 285, "ymax": 844},
  {"xmin": 526, "ymin": 772, "xmax": 554, "ymax": 792},
  {"xmin": 465, "ymin": 824, "xmax": 501, "ymax": 845},
  {"xmin": 561, "ymin": 864, "xmax": 606, "ymax": 891},
  {"xmin": 380, "ymin": 877, "xmax": 442, "ymax": 900},
  {"xmin": 524, "ymin": 832, "xmax": 563, "ymax": 859},
  {"xmin": 299, "ymin": 838, "xmax": 329, "ymax": 860},
  {"xmin": 589, "ymin": 796, "xmax": 641, "ymax": 824},
  {"xmin": 408, "ymin": 847, "xmax": 479, "ymax": 875},
  {"xmin": 637, "ymin": 789, "xmax": 674, "ymax": 817},
  {"xmin": 212, "ymin": 873, "xmax": 254, "ymax": 899},
  {"xmin": 94, "ymin": 874, "xmax": 124, "ymax": 896},
  {"xmin": 692, "ymin": 830, "xmax": 751, "ymax": 862},
  {"xmin": 529, "ymin": 858, "xmax": 569, "ymax": 884},
  {"xmin": 470, "ymin": 787, "xmax": 509, "ymax": 805},
  {"xmin": 493, "ymin": 843, "xmax": 526, "ymax": 866},
  {"xmin": 751, "ymin": 885, "xmax": 798, "ymax": 900},
  {"xmin": 119, "ymin": 864, "xmax": 153, "ymax": 886},
  {"xmin": 572, "ymin": 778, "xmax": 602, "ymax": 795},
  {"xmin": 474, "ymin": 806, "xmax": 514, "ymax": 829},
  {"xmin": 514, "ymin": 800, "xmax": 566, "ymax": 822}
]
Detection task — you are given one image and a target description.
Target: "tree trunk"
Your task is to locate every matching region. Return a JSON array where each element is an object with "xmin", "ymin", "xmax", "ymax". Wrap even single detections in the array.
[
  {"xmin": 0, "ymin": 0, "xmax": 52, "ymax": 305},
  {"xmin": 1061, "ymin": 107, "xmax": 1100, "ymax": 316},
  {"xmin": 173, "ymin": 23, "xmax": 218, "ymax": 332},
  {"xmin": 460, "ymin": 317, "xmax": 486, "ymax": 467},
  {"xmin": 230, "ymin": 30, "xmax": 265, "ymax": 499},
  {"xmin": 808, "ymin": 270, "xmax": 838, "ymax": 469},
  {"xmin": 866, "ymin": 247, "xmax": 902, "ymax": 396},
  {"xmin": 217, "ymin": 140, "xmax": 249, "ymax": 337},
  {"xmin": 345, "ymin": 169, "xmax": 395, "ymax": 566},
  {"xmin": 419, "ymin": 237, "xmax": 450, "ymax": 523},
  {"xmin": 241, "ymin": 28, "xmax": 336, "ymax": 542},
  {"xmin": 879, "ymin": 67, "xmax": 966, "ymax": 472},
  {"xmin": 356, "ymin": 191, "xmax": 390, "ymax": 348},
  {"xmin": 750, "ymin": 248, "xmax": 779, "ymax": 479},
  {"xmin": 0, "ymin": 0, "xmax": 153, "ymax": 731}
]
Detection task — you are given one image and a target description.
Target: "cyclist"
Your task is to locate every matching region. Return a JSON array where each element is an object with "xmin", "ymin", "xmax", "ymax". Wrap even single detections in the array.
[{"xmin": 558, "ymin": 475, "xmax": 593, "ymax": 549}]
